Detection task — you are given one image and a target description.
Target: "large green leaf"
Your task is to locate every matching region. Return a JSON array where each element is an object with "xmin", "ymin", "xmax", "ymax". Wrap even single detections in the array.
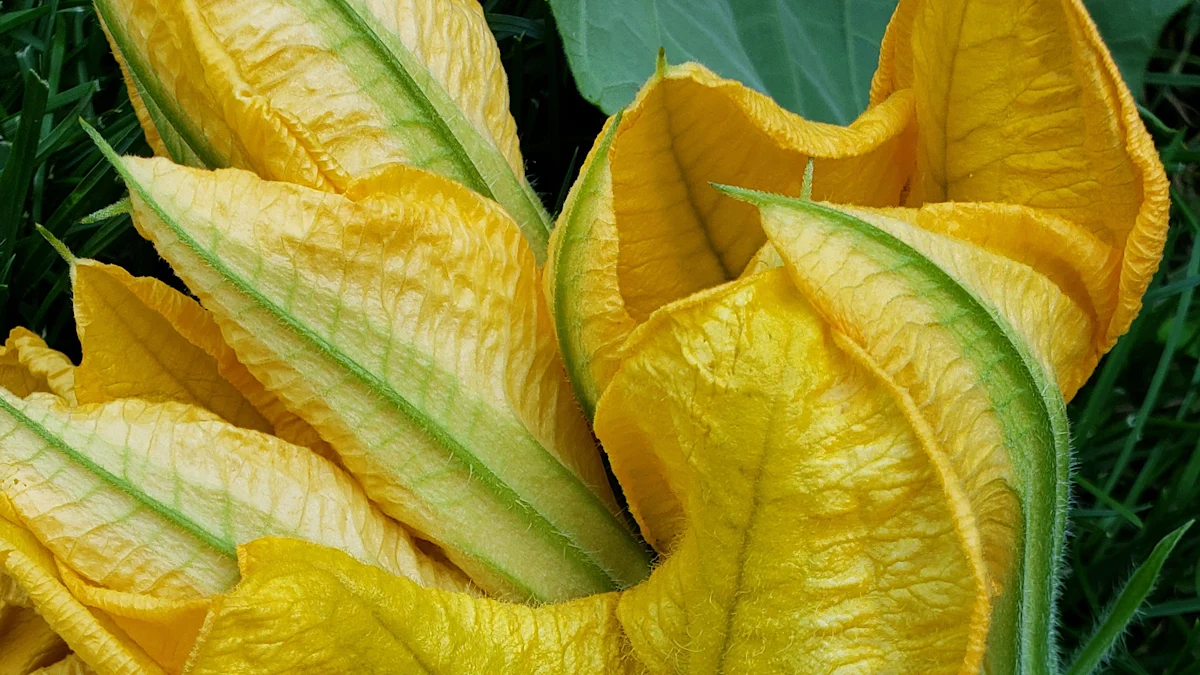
[
  {"xmin": 1083, "ymin": 0, "xmax": 1192, "ymax": 98},
  {"xmin": 548, "ymin": 0, "xmax": 1187, "ymax": 123},
  {"xmin": 546, "ymin": 0, "xmax": 898, "ymax": 124}
]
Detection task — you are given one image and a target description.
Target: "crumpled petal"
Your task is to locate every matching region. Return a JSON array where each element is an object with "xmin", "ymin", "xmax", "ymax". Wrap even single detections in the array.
[
  {"xmin": 95, "ymin": 0, "xmax": 552, "ymax": 256},
  {"xmin": 28, "ymin": 655, "xmax": 96, "ymax": 675},
  {"xmin": 94, "ymin": 0, "xmax": 342, "ymax": 188},
  {"xmin": 729, "ymin": 191, "xmax": 1069, "ymax": 673},
  {"xmin": 594, "ymin": 270, "xmax": 991, "ymax": 673},
  {"xmin": 91, "ymin": 130, "xmax": 650, "ymax": 602},
  {"xmin": 860, "ymin": 203, "xmax": 1114, "ymax": 400},
  {"xmin": 0, "ymin": 508, "xmax": 164, "ymax": 675},
  {"xmin": 546, "ymin": 61, "xmax": 917, "ymax": 413},
  {"xmin": 744, "ymin": 200, "xmax": 1111, "ymax": 400},
  {"xmin": 0, "ymin": 328, "xmax": 75, "ymax": 404},
  {"xmin": 56, "ymin": 565, "xmax": 207, "ymax": 675},
  {"xmin": 0, "ymin": 392, "xmax": 459, "ymax": 600},
  {"xmin": 71, "ymin": 258, "xmax": 333, "ymax": 460},
  {"xmin": 185, "ymin": 538, "xmax": 638, "ymax": 674},
  {"xmin": 870, "ymin": 0, "xmax": 1170, "ymax": 356},
  {"xmin": 0, "ymin": 600, "xmax": 69, "ymax": 674}
]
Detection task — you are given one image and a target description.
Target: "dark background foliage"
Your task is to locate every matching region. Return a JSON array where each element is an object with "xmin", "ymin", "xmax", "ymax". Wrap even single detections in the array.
[{"xmin": 1, "ymin": 0, "xmax": 1199, "ymax": 671}]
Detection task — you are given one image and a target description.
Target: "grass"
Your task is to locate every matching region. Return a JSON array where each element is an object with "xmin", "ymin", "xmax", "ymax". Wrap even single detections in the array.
[{"xmin": 1, "ymin": 0, "xmax": 1198, "ymax": 671}]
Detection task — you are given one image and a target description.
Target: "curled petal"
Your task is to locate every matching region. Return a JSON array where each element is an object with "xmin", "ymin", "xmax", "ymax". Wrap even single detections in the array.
[
  {"xmin": 0, "ymin": 509, "xmax": 164, "ymax": 675},
  {"xmin": 871, "ymin": 0, "xmax": 1170, "ymax": 359},
  {"xmin": 95, "ymin": 0, "xmax": 552, "ymax": 255},
  {"xmin": 547, "ymin": 62, "xmax": 916, "ymax": 413},
  {"xmin": 93, "ymin": 132, "xmax": 650, "ymax": 601},
  {"xmin": 594, "ymin": 271, "xmax": 991, "ymax": 673},
  {"xmin": 186, "ymin": 539, "xmax": 636, "ymax": 674},
  {"xmin": 0, "ymin": 328, "xmax": 75, "ymax": 404},
  {"xmin": 71, "ymin": 258, "xmax": 333, "ymax": 459}
]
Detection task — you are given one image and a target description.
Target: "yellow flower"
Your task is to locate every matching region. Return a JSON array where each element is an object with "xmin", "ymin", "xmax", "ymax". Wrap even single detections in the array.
[
  {"xmin": 547, "ymin": 0, "xmax": 1168, "ymax": 411},
  {"xmin": 0, "ymin": 0, "xmax": 1171, "ymax": 673},
  {"xmin": 94, "ymin": 0, "xmax": 553, "ymax": 258}
]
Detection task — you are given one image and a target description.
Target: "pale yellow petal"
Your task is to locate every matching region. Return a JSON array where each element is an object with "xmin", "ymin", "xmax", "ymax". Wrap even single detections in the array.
[
  {"xmin": 595, "ymin": 271, "xmax": 990, "ymax": 673},
  {"xmin": 0, "ymin": 512, "xmax": 164, "ymax": 675},
  {"xmin": 96, "ymin": 0, "xmax": 551, "ymax": 255},
  {"xmin": 71, "ymin": 259, "xmax": 332, "ymax": 459},
  {"xmin": 186, "ymin": 538, "xmax": 638, "ymax": 675},
  {"xmin": 860, "ymin": 203, "xmax": 1116, "ymax": 400},
  {"xmin": 0, "ymin": 329, "xmax": 75, "ymax": 404},
  {"xmin": 95, "ymin": 136, "xmax": 649, "ymax": 601},
  {"xmin": 870, "ymin": 0, "xmax": 1169, "ymax": 357},
  {"xmin": 546, "ymin": 62, "xmax": 916, "ymax": 413},
  {"xmin": 735, "ymin": 191, "xmax": 1069, "ymax": 672}
]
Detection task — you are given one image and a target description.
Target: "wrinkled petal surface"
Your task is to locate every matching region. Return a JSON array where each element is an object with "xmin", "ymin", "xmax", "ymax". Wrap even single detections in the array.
[
  {"xmin": 0, "ymin": 510, "xmax": 163, "ymax": 675},
  {"xmin": 594, "ymin": 271, "xmax": 990, "ymax": 674},
  {"xmin": 186, "ymin": 538, "xmax": 638, "ymax": 674},
  {"xmin": 94, "ymin": 135, "xmax": 650, "ymax": 602},
  {"xmin": 96, "ymin": 0, "xmax": 552, "ymax": 255},
  {"xmin": 547, "ymin": 62, "xmax": 916, "ymax": 413},
  {"xmin": 0, "ymin": 328, "xmax": 75, "ymax": 404},
  {"xmin": 871, "ymin": 0, "xmax": 1169, "ymax": 356},
  {"xmin": 71, "ymin": 259, "xmax": 332, "ymax": 459},
  {"xmin": 731, "ymin": 191, "xmax": 1069, "ymax": 673},
  {"xmin": 0, "ymin": 393, "xmax": 456, "ymax": 600}
]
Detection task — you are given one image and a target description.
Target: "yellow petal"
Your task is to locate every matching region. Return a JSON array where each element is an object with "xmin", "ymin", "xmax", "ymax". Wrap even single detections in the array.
[
  {"xmin": 94, "ymin": 0, "xmax": 345, "ymax": 187},
  {"xmin": 546, "ymin": 62, "xmax": 916, "ymax": 413},
  {"xmin": 28, "ymin": 655, "xmax": 96, "ymax": 675},
  {"xmin": 70, "ymin": 258, "xmax": 333, "ymax": 459},
  {"xmin": 57, "ymin": 565, "xmax": 206, "ymax": 675},
  {"xmin": 594, "ymin": 270, "xmax": 990, "ymax": 673},
  {"xmin": 93, "ymin": 131, "xmax": 650, "ymax": 602},
  {"xmin": 741, "ymin": 200, "xmax": 1116, "ymax": 401},
  {"xmin": 0, "ymin": 328, "xmax": 75, "ymax": 404},
  {"xmin": 870, "ymin": 0, "xmax": 1170, "ymax": 357},
  {"xmin": 0, "ymin": 603, "xmax": 69, "ymax": 674},
  {"xmin": 730, "ymin": 190, "xmax": 1068, "ymax": 673},
  {"xmin": 95, "ymin": 0, "xmax": 552, "ymax": 256},
  {"xmin": 0, "ymin": 510, "xmax": 164, "ymax": 675},
  {"xmin": 0, "ymin": 393, "xmax": 459, "ymax": 599},
  {"xmin": 186, "ymin": 538, "xmax": 637, "ymax": 674},
  {"xmin": 860, "ymin": 203, "xmax": 1115, "ymax": 400}
]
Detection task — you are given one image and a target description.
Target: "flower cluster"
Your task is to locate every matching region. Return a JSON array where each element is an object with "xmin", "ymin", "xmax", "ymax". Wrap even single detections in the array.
[{"xmin": 0, "ymin": 0, "xmax": 1168, "ymax": 673}]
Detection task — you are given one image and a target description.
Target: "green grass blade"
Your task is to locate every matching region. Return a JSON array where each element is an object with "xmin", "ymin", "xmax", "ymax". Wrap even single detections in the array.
[
  {"xmin": 0, "ymin": 64, "xmax": 49, "ymax": 290},
  {"xmin": 1066, "ymin": 520, "xmax": 1195, "ymax": 675}
]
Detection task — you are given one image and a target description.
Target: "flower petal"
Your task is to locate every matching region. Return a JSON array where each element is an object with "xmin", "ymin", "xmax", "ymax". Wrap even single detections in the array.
[
  {"xmin": 0, "ymin": 328, "xmax": 75, "ymax": 404},
  {"xmin": 594, "ymin": 271, "xmax": 991, "ymax": 673},
  {"xmin": 730, "ymin": 190, "xmax": 1069, "ymax": 673},
  {"xmin": 0, "ymin": 601, "xmax": 69, "ymax": 674},
  {"xmin": 56, "ymin": 565, "xmax": 206, "ymax": 675},
  {"xmin": 28, "ymin": 654, "xmax": 96, "ymax": 675},
  {"xmin": 71, "ymin": 259, "xmax": 333, "ymax": 459},
  {"xmin": 0, "ymin": 393, "xmax": 459, "ymax": 601},
  {"xmin": 94, "ymin": 133, "xmax": 650, "ymax": 601},
  {"xmin": 870, "ymin": 0, "xmax": 1170, "ymax": 355},
  {"xmin": 0, "ymin": 508, "xmax": 164, "ymax": 675},
  {"xmin": 95, "ymin": 0, "xmax": 552, "ymax": 256},
  {"xmin": 863, "ymin": 203, "xmax": 1115, "ymax": 400},
  {"xmin": 186, "ymin": 539, "xmax": 636, "ymax": 674},
  {"xmin": 547, "ymin": 62, "xmax": 916, "ymax": 413}
]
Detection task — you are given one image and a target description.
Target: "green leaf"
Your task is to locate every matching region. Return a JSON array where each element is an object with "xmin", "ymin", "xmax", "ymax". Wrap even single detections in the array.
[
  {"xmin": 0, "ymin": 65, "xmax": 49, "ymax": 294},
  {"xmin": 546, "ymin": 0, "xmax": 898, "ymax": 124},
  {"xmin": 1083, "ymin": 0, "xmax": 1192, "ymax": 98},
  {"xmin": 548, "ymin": 0, "xmax": 1187, "ymax": 123},
  {"xmin": 1065, "ymin": 520, "xmax": 1195, "ymax": 675}
]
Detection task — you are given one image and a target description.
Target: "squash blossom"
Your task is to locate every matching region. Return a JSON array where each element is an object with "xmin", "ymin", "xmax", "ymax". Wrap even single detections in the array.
[{"xmin": 0, "ymin": 0, "xmax": 1168, "ymax": 672}]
